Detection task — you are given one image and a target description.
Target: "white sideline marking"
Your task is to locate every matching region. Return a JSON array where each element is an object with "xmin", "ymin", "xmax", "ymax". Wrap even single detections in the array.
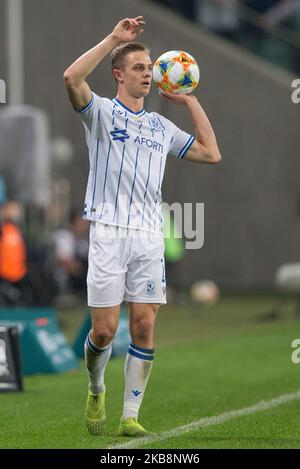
[{"xmin": 110, "ymin": 389, "xmax": 300, "ymax": 449}]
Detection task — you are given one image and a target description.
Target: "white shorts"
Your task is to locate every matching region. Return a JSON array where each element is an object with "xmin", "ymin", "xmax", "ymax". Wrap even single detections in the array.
[{"xmin": 87, "ymin": 222, "xmax": 167, "ymax": 307}]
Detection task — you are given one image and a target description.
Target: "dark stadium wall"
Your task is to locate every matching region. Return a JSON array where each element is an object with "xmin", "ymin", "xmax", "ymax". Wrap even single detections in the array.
[
  {"xmin": 0, "ymin": 1, "xmax": 6, "ymax": 80},
  {"xmin": 1, "ymin": 0, "xmax": 300, "ymax": 289}
]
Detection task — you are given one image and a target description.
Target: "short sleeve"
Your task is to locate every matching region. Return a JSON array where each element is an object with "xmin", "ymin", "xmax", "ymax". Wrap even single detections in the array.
[
  {"xmin": 168, "ymin": 125, "xmax": 195, "ymax": 160},
  {"xmin": 74, "ymin": 92, "xmax": 102, "ymax": 134}
]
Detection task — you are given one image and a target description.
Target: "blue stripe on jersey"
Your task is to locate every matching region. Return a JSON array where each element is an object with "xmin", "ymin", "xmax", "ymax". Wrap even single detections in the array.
[
  {"xmin": 127, "ymin": 120, "xmax": 143, "ymax": 225},
  {"xmin": 113, "ymin": 98, "xmax": 146, "ymax": 116},
  {"xmin": 141, "ymin": 152, "xmax": 152, "ymax": 227},
  {"xmin": 127, "ymin": 148, "xmax": 140, "ymax": 225},
  {"xmin": 156, "ymin": 157, "xmax": 163, "ymax": 199},
  {"xmin": 156, "ymin": 115, "xmax": 165, "ymax": 130},
  {"xmin": 74, "ymin": 94, "xmax": 94, "ymax": 113},
  {"xmin": 113, "ymin": 143, "xmax": 126, "ymax": 222},
  {"xmin": 153, "ymin": 156, "xmax": 163, "ymax": 230},
  {"xmin": 99, "ymin": 141, "xmax": 112, "ymax": 219},
  {"xmin": 91, "ymin": 109, "xmax": 101, "ymax": 212},
  {"xmin": 99, "ymin": 105, "xmax": 116, "ymax": 220},
  {"xmin": 91, "ymin": 139, "xmax": 100, "ymax": 211},
  {"xmin": 112, "ymin": 111, "xmax": 128, "ymax": 222},
  {"xmin": 179, "ymin": 136, "xmax": 195, "ymax": 159}
]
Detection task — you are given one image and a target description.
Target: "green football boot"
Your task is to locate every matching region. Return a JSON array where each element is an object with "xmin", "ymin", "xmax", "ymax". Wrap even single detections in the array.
[
  {"xmin": 85, "ymin": 390, "xmax": 106, "ymax": 435},
  {"xmin": 117, "ymin": 418, "xmax": 151, "ymax": 437}
]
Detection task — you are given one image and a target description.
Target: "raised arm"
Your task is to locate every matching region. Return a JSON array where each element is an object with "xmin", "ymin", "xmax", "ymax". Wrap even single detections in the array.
[
  {"xmin": 160, "ymin": 92, "xmax": 222, "ymax": 164},
  {"xmin": 63, "ymin": 16, "xmax": 145, "ymax": 110}
]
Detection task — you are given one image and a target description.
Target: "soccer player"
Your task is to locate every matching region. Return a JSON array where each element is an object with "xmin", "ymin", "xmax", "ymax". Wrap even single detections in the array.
[{"xmin": 63, "ymin": 16, "xmax": 221, "ymax": 437}]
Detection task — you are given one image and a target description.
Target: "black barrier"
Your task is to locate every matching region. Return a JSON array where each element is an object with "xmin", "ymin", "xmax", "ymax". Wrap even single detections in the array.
[{"xmin": 0, "ymin": 326, "xmax": 23, "ymax": 392}]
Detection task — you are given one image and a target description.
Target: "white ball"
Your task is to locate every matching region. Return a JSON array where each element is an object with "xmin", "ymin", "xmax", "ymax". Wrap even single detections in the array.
[
  {"xmin": 275, "ymin": 263, "xmax": 300, "ymax": 293},
  {"xmin": 190, "ymin": 280, "xmax": 220, "ymax": 305},
  {"xmin": 153, "ymin": 50, "xmax": 200, "ymax": 94}
]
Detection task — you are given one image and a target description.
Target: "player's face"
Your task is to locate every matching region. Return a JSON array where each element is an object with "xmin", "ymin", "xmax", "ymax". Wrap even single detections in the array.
[{"xmin": 121, "ymin": 51, "xmax": 153, "ymax": 98}]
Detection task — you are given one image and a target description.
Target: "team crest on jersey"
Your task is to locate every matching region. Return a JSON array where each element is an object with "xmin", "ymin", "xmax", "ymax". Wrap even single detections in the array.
[
  {"xmin": 115, "ymin": 108, "xmax": 124, "ymax": 116},
  {"xmin": 148, "ymin": 114, "xmax": 165, "ymax": 132}
]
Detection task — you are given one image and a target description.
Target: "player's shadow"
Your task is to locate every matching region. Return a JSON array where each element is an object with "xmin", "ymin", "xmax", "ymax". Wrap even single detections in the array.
[{"xmin": 256, "ymin": 297, "xmax": 300, "ymax": 322}]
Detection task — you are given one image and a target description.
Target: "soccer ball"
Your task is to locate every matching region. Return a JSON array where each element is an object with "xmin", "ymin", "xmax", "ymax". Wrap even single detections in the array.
[
  {"xmin": 190, "ymin": 280, "xmax": 220, "ymax": 305},
  {"xmin": 275, "ymin": 263, "xmax": 300, "ymax": 293},
  {"xmin": 152, "ymin": 50, "xmax": 200, "ymax": 94}
]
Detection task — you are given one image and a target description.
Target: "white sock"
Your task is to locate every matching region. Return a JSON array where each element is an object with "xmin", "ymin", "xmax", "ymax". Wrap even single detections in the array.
[
  {"xmin": 122, "ymin": 343, "xmax": 154, "ymax": 421},
  {"xmin": 84, "ymin": 330, "xmax": 112, "ymax": 395}
]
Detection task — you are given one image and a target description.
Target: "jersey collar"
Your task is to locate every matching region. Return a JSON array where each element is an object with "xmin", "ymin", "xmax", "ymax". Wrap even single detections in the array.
[{"xmin": 113, "ymin": 98, "xmax": 146, "ymax": 117}]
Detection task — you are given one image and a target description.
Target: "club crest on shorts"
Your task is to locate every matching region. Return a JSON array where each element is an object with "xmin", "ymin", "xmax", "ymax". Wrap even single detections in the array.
[{"xmin": 146, "ymin": 280, "xmax": 156, "ymax": 296}]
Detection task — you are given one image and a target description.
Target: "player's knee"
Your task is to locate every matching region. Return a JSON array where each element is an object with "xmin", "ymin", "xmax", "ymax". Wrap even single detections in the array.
[
  {"xmin": 92, "ymin": 327, "xmax": 115, "ymax": 347},
  {"xmin": 132, "ymin": 317, "xmax": 155, "ymax": 341}
]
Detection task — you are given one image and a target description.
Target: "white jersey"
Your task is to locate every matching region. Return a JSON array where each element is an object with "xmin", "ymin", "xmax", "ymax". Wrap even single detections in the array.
[{"xmin": 77, "ymin": 92, "xmax": 195, "ymax": 233}]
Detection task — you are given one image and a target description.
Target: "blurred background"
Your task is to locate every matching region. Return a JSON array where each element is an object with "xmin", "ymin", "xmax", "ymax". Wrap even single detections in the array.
[
  {"xmin": 1, "ymin": 0, "xmax": 300, "ymax": 449},
  {"xmin": 1, "ymin": 0, "xmax": 300, "ymax": 304},
  {"xmin": 0, "ymin": 0, "xmax": 300, "ymax": 332}
]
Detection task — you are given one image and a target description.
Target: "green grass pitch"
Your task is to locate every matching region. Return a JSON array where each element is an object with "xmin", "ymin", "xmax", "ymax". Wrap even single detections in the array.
[{"xmin": 1, "ymin": 293, "xmax": 300, "ymax": 449}]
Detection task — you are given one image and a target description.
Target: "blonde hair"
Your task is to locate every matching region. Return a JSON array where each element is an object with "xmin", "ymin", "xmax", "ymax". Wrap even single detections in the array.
[{"xmin": 110, "ymin": 42, "xmax": 150, "ymax": 72}]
